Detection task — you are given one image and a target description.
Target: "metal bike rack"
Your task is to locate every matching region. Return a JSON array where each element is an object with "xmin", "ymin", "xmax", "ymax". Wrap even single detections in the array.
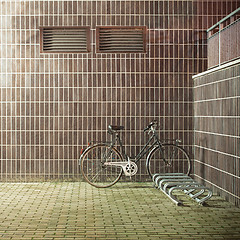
[{"xmin": 152, "ymin": 173, "xmax": 213, "ymax": 206}]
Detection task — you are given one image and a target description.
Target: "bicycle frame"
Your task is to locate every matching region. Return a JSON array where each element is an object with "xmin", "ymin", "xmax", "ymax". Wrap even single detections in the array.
[{"xmin": 109, "ymin": 129, "xmax": 164, "ymax": 163}]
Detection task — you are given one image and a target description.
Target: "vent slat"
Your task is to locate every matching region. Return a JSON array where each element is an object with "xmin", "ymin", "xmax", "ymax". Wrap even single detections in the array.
[
  {"xmin": 44, "ymin": 30, "xmax": 86, "ymax": 33},
  {"xmin": 99, "ymin": 30, "xmax": 143, "ymax": 33},
  {"xmin": 100, "ymin": 37, "xmax": 143, "ymax": 40},
  {"xmin": 43, "ymin": 40, "xmax": 87, "ymax": 43},
  {"xmin": 100, "ymin": 47, "xmax": 144, "ymax": 50},
  {"xmin": 44, "ymin": 47, "xmax": 88, "ymax": 50},
  {"xmin": 44, "ymin": 43, "xmax": 87, "ymax": 46},
  {"xmin": 99, "ymin": 33, "xmax": 143, "ymax": 36},
  {"xmin": 44, "ymin": 45, "xmax": 87, "ymax": 48},
  {"xmin": 41, "ymin": 27, "xmax": 90, "ymax": 53},
  {"xmin": 43, "ymin": 34, "xmax": 87, "ymax": 37},
  {"xmin": 43, "ymin": 49, "xmax": 88, "ymax": 52},
  {"xmin": 99, "ymin": 41, "xmax": 143, "ymax": 44},
  {"xmin": 99, "ymin": 49, "xmax": 144, "ymax": 52},
  {"xmin": 97, "ymin": 26, "xmax": 146, "ymax": 53},
  {"xmin": 99, "ymin": 33, "xmax": 143, "ymax": 38},
  {"xmin": 99, "ymin": 44, "xmax": 143, "ymax": 48}
]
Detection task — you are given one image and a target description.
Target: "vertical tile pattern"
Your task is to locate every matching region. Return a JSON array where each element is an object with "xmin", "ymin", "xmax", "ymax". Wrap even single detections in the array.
[
  {"xmin": 194, "ymin": 1, "xmax": 240, "ymax": 207},
  {"xmin": 0, "ymin": 0, "xmax": 238, "ymax": 183},
  {"xmin": 194, "ymin": 62, "xmax": 240, "ymax": 207}
]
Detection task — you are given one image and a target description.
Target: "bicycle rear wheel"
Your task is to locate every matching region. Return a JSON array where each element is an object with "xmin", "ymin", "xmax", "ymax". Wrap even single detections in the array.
[
  {"xmin": 146, "ymin": 144, "xmax": 191, "ymax": 178},
  {"xmin": 80, "ymin": 143, "xmax": 123, "ymax": 188}
]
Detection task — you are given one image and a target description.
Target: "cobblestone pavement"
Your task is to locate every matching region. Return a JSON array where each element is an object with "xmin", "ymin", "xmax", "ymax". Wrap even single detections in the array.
[{"xmin": 0, "ymin": 182, "xmax": 239, "ymax": 240}]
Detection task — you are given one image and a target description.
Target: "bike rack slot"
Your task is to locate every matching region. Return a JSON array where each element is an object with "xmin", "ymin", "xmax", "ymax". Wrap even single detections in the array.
[{"xmin": 152, "ymin": 173, "xmax": 213, "ymax": 206}]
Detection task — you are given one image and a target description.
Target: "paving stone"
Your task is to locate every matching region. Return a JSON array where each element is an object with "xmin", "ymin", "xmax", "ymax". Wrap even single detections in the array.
[{"xmin": 0, "ymin": 182, "xmax": 239, "ymax": 239}]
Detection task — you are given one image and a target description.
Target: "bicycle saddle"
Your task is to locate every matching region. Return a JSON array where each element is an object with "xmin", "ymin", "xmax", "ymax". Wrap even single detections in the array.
[{"xmin": 108, "ymin": 125, "xmax": 124, "ymax": 132}]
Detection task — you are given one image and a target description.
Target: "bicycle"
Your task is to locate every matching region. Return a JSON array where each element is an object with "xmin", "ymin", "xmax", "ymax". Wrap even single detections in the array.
[{"xmin": 80, "ymin": 120, "xmax": 191, "ymax": 188}]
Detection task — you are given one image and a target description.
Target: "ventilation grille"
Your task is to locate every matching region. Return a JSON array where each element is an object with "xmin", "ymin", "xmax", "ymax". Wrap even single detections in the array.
[
  {"xmin": 97, "ymin": 26, "xmax": 146, "ymax": 53},
  {"xmin": 40, "ymin": 27, "xmax": 90, "ymax": 53}
]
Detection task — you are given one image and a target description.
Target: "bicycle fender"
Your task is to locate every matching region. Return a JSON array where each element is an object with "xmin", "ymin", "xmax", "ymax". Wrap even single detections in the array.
[
  {"xmin": 79, "ymin": 142, "xmax": 121, "ymax": 165},
  {"xmin": 78, "ymin": 145, "xmax": 93, "ymax": 165},
  {"xmin": 146, "ymin": 146, "xmax": 159, "ymax": 169}
]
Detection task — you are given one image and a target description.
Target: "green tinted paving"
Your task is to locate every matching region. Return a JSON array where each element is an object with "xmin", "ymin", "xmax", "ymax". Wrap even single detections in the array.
[{"xmin": 0, "ymin": 182, "xmax": 239, "ymax": 240}]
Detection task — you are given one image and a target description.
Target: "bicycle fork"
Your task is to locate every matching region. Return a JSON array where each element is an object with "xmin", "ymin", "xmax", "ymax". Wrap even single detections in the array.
[{"xmin": 153, "ymin": 138, "xmax": 182, "ymax": 167}]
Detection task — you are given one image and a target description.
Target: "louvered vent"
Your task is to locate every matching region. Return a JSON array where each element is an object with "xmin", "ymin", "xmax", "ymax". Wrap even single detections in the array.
[
  {"xmin": 96, "ymin": 26, "xmax": 147, "ymax": 53},
  {"xmin": 40, "ymin": 27, "xmax": 90, "ymax": 53}
]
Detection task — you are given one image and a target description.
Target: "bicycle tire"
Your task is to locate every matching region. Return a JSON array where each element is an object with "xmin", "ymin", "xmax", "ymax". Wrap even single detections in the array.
[
  {"xmin": 146, "ymin": 144, "xmax": 191, "ymax": 178},
  {"xmin": 80, "ymin": 143, "xmax": 123, "ymax": 188}
]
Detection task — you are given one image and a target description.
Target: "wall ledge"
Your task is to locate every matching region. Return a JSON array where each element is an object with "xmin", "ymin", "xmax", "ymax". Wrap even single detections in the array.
[{"xmin": 193, "ymin": 58, "xmax": 240, "ymax": 79}]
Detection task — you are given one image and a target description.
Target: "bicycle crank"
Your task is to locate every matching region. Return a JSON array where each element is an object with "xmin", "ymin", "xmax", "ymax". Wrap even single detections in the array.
[
  {"xmin": 123, "ymin": 161, "xmax": 138, "ymax": 177},
  {"xmin": 103, "ymin": 161, "xmax": 138, "ymax": 177}
]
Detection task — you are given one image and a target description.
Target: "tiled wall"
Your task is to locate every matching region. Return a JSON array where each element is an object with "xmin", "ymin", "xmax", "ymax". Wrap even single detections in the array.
[
  {"xmin": 0, "ymin": 0, "xmax": 239, "ymax": 182},
  {"xmin": 194, "ymin": 1, "xmax": 240, "ymax": 207},
  {"xmin": 193, "ymin": 61, "xmax": 240, "ymax": 207}
]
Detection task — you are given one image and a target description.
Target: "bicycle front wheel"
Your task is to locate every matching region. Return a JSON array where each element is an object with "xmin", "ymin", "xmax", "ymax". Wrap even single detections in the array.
[
  {"xmin": 80, "ymin": 143, "xmax": 123, "ymax": 188},
  {"xmin": 146, "ymin": 144, "xmax": 191, "ymax": 178}
]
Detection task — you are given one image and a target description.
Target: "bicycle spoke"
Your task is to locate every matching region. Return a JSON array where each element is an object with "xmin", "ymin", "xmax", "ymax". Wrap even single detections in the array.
[
  {"xmin": 80, "ymin": 144, "xmax": 123, "ymax": 188},
  {"xmin": 88, "ymin": 167, "xmax": 105, "ymax": 183},
  {"xmin": 147, "ymin": 144, "xmax": 190, "ymax": 177}
]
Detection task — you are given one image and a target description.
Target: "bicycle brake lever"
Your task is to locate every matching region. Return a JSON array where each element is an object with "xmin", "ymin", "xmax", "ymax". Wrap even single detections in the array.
[
  {"xmin": 175, "ymin": 139, "xmax": 182, "ymax": 145},
  {"xmin": 144, "ymin": 126, "xmax": 149, "ymax": 132}
]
